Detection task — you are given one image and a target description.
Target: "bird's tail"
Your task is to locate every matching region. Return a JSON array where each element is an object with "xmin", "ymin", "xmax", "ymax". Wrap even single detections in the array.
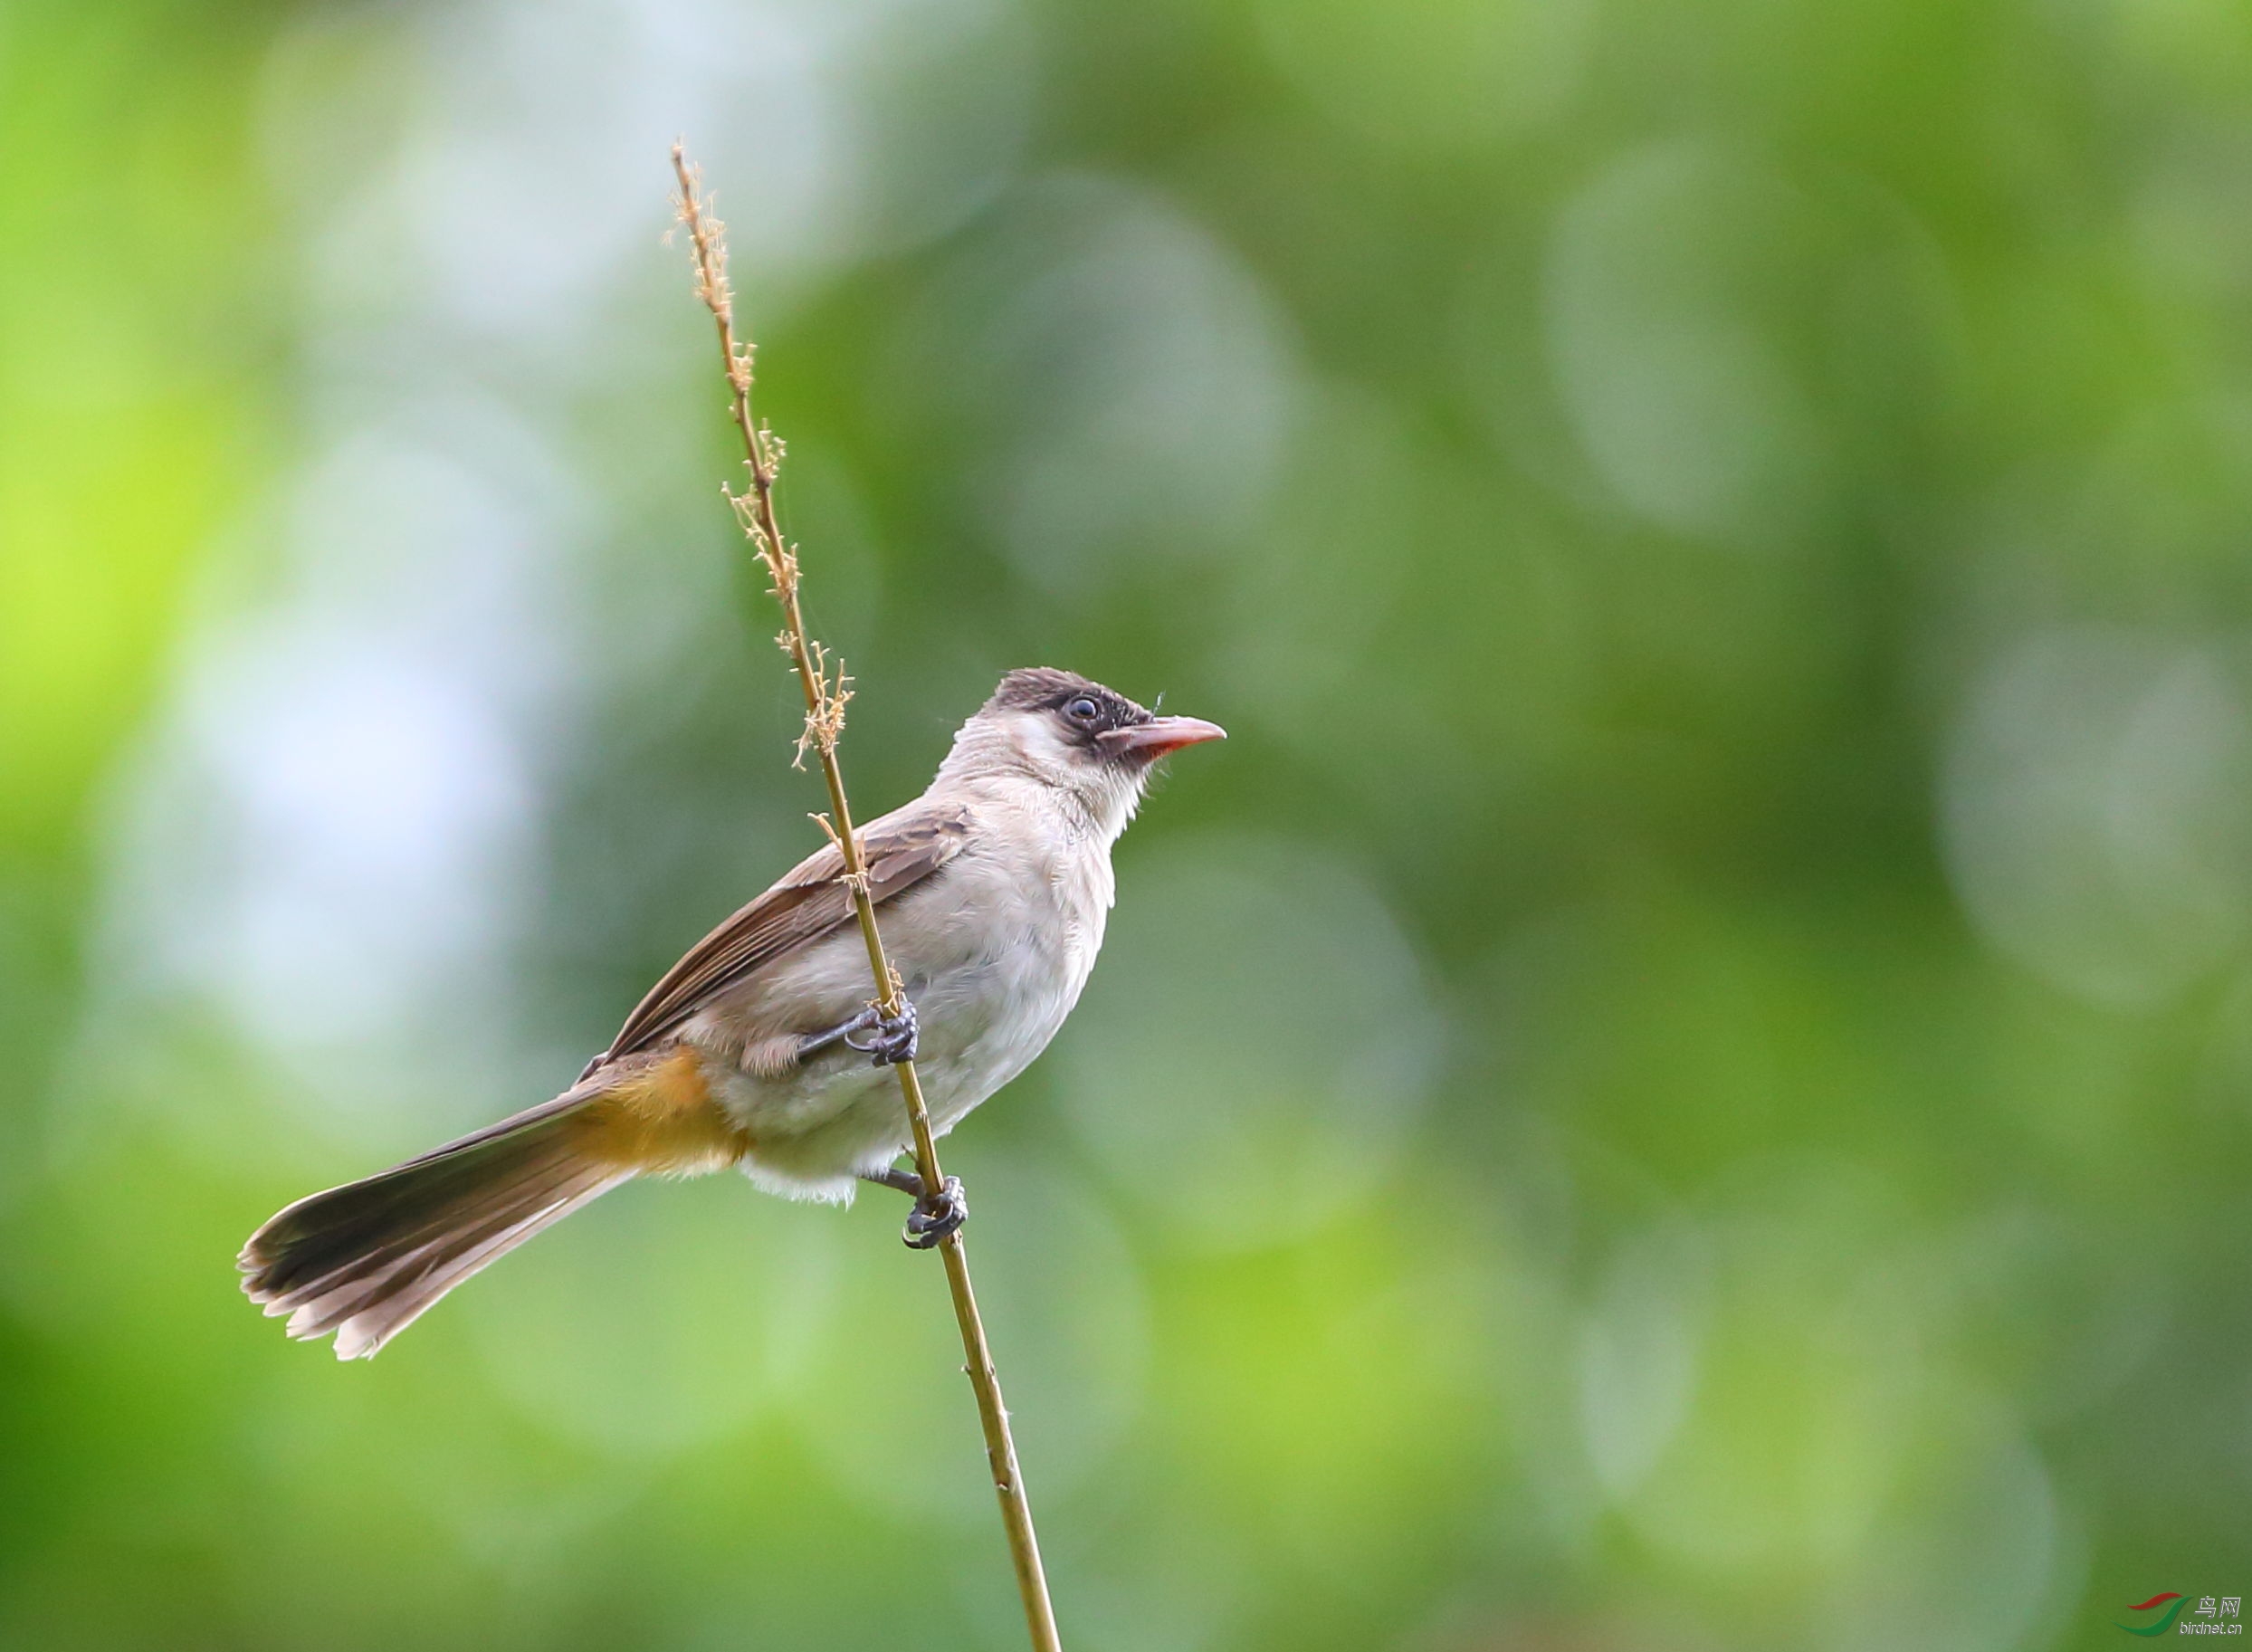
[{"xmin": 239, "ymin": 1050, "xmax": 736, "ymax": 1360}]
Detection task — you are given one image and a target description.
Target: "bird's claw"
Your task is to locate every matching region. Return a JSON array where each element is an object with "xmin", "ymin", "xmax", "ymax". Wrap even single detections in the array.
[
  {"xmin": 842, "ymin": 998, "xmax": 919, "ymax": 1066},
  {"xmin": 903, "ymin": 1175, "xmax": 966, "ymax": 1250}
]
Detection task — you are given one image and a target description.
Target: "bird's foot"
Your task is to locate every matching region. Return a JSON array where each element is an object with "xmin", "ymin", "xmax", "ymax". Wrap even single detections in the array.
[
  {"xmin": 841, "ymin": 998, "xmax": 919, "ymax": 1066},
  {"xmin": 903, "ymin": 1175, "xmax": 967, "ymax": 1250},
  {"xmin": 858, "ymin": 1163, "xmax": 967, "ymax": 1247}
]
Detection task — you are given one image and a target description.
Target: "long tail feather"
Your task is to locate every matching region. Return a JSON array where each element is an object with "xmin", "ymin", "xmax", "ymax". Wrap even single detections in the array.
[
  {"xmin": 240, "ymin": 1050, "xmax": 737, "ymax": 1360},
  {"xmin": 240, "ymin": 1089, "xmax": 630, "ymax": 1360}
]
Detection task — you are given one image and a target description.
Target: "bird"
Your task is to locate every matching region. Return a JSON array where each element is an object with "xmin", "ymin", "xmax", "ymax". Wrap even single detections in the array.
[{"xmin": 238, "ymin": 668, "xmax": 1225, "ymax": 1360}]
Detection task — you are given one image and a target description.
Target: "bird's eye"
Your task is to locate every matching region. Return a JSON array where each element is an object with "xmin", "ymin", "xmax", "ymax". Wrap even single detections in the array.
[{"xmin": 1065, "ymin": 695, "xmax": 1101, "ymax": 722}]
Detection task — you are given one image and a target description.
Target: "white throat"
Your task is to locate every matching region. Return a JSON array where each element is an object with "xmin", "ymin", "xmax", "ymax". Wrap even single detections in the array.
[{"xmin": 935, "ymin": 710, "xmax": 1147, "ymax": 845}]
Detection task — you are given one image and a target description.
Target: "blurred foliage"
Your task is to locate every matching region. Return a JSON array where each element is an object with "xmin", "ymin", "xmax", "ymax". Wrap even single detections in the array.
[{"xmin": 5, "ymin": 0, "xmax": 2252, "ymax": 1647}]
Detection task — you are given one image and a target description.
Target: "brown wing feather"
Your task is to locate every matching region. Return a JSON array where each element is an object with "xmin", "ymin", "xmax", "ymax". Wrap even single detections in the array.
[{"xmin": 596, "ymin": 799, "xmax": 972, "ymax": 1063}]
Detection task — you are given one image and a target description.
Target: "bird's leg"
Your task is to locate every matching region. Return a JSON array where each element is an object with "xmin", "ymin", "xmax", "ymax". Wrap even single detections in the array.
[
  {"xmin": 858, "ymin": 1163, "xmax": 968, "ymax": 1249},
  {"xmin": 905, "ymin": 1175, "xmax": 968, "ymax": 1249},
  {"xmin": 798, "ymin": 998, "xmax": 920, "ymax": 1067},
  {"xmin": 795, "ymin": 1017, "xmax": 855, "ymax": 1060},
  {"xmin": 844, "ymin": 997, "xmax": 919, "ymax": 1065}
]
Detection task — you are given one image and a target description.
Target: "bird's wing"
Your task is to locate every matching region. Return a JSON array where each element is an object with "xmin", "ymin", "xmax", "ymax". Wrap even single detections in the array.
[{"xmin": 598, "ymin": 798, "xmax": 974, "ymax": 1062}]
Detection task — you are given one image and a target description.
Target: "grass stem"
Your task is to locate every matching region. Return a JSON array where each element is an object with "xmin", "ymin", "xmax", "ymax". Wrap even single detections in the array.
[{"xmin": 671, "ymin": 142, "xmax": 1063, "ymax": 1652}]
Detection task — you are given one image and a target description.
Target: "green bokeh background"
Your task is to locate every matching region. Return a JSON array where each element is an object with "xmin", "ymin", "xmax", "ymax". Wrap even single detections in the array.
[{"xmin": 5, "ymin": 0, "xmax": 2251, "ymax": 1647}]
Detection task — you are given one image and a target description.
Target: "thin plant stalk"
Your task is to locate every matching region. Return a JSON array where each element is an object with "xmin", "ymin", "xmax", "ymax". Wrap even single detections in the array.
[{"xmin": 671, "ymin": 142, "xmax": 1063, "ymax": 1652}]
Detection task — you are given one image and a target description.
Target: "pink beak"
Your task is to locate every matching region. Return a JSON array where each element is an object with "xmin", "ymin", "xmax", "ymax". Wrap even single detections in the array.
[{"xmin": 1100, "ymin": 715, "xmax": 1227, "ymax": 760}]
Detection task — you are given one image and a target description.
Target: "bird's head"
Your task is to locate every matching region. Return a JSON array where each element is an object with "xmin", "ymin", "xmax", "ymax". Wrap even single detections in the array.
[{"xmin": 942, "ymin": 667, "xmax": 1226, "ymax": 836}]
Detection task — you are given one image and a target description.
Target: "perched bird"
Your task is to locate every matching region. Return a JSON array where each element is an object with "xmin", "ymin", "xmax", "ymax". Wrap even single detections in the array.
[{"xmin": 239, "ymin": 668, "xmax": 1224, "ymax": 1360}]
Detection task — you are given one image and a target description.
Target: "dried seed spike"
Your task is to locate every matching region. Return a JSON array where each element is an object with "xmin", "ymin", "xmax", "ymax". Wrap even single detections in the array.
[
  {"xmin": 793, "ymin": 642, "xmax": 853, "ymax": 767},
  {"xmin": 672, "ymin": 142, "xmax": 1060, "ymax": 1652},
  {"xmin": 768, "ymin": 545, "xmax": 800, "ymax": 597}
]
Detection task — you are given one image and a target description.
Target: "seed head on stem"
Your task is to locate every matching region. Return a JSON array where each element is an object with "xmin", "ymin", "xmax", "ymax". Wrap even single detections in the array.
[{"xmin": 669, "ymin": 140, "xmax": 1064, "ymax": 1652}]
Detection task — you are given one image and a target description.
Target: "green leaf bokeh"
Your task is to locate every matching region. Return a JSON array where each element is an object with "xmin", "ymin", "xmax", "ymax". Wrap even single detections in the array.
[{"xmin": 5, "ymin": 0, "xmax": 2251, "ymax": 1647}]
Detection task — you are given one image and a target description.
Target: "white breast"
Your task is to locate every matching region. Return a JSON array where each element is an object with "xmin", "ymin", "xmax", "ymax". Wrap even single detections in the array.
[
  {"xmin": 902, "ymin": 794, "xmax": 1113, "ymax": 1132},
  {"xmin": 720, "ymin": 780, "xmax": 1117, "ymax": 1198}
]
